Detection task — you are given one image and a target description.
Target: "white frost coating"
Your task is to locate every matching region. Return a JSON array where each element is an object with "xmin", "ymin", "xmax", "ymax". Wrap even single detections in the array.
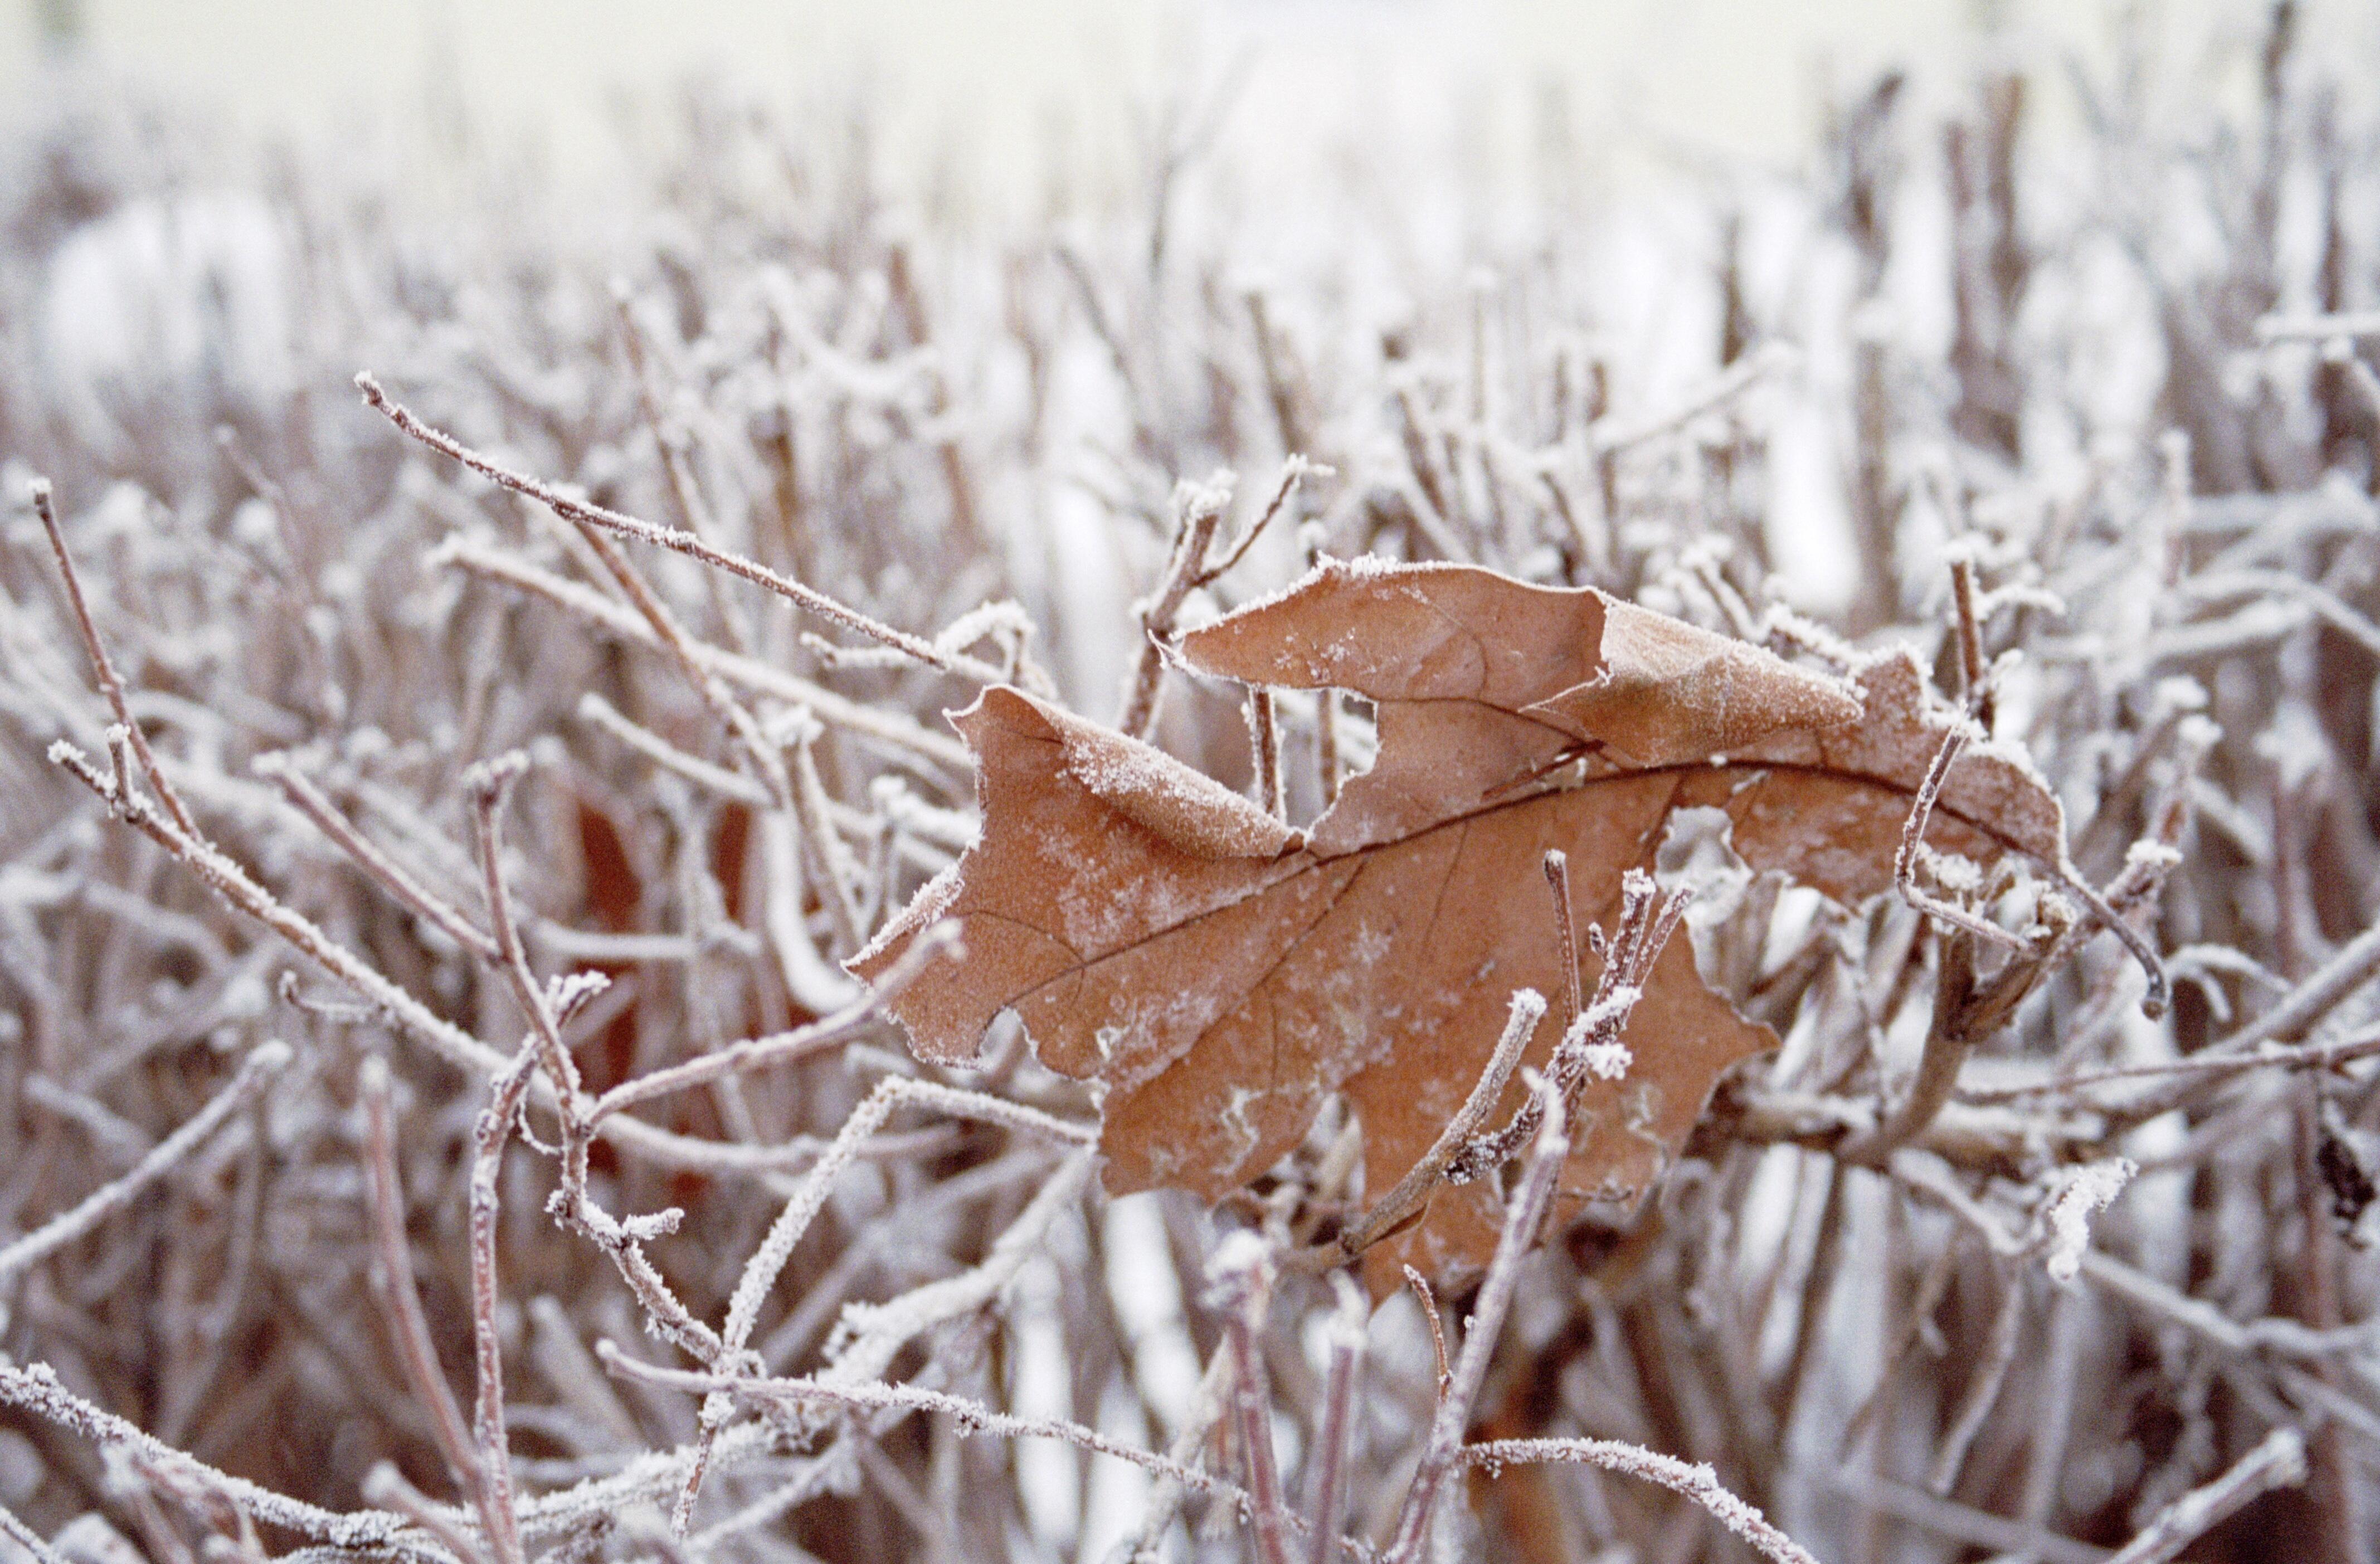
[
  {"xmin": 1580, "ymin": 1038, "xmax": 1633, "ymax": 1082},
  {"xmin": 1559, "ymin": 1000, "xmax": 1634, "ymax": 1082},
  {"xmin": 764, "ymin": 811, "xmax": 862, "ymax": 1010},
  {"xmin": 2042, "ymin": 1157, "xmax": 2137, "ymax": 1283}
]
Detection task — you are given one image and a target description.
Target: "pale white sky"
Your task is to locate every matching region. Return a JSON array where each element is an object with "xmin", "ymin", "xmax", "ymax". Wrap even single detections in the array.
[{"xmin": 4, "ymin": 0, "xmax": 2316, "ymax": 207}]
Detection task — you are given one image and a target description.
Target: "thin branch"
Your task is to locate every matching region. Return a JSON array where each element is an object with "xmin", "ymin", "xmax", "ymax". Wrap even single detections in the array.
[
  {"xmin": 1210, "ymin": 1235, "xmax": 1291, "ymax": 1564},
  {"xmin": 1926, "ymin": 1265, "xmax": 2023, "ymax": 1494},
  {"xmin": 1197, "ymin": 456, "xmax": 1326, "ymax": 587},
  {"xmin": 0, "ymin": 1040, "xmax": 289, "ymax": 1286},
  {"xmin": 597, "ymin": 1345, "xmax": 1253, "ymax": 1507},
  {"xmin": 577, "ymin": 693, "xmax": 772, "ymax": 808},
  {"xmin": 1245, "ymin": 687, "xmax": 1284, "ymax": 821},
  {"xmin": 1386, "ymin": 1074, "xmax": 1569, "ymax": 1563},
  {"xmin": 1301, "ymin": 1274, "xmax": 1366, "ymax": 1564},
  {"xmin": 1949, "ymin": 553, "xmax": 1994, "ymax": 730},
  {"xmin": 1893, "ymin": 724, "xmax": 2025, "ymax": 951},
  {"xmin": 781, "ymin": 710, "xmax": 867, "ymax": 951},
  {"xmin": 359, "ymin": 375, "xmax": 1003, "ymax": 683},
  {"xmin": 359, "ymin": 1055, "xmax": 483, "ymax": 1495},
  {"xmin": 588, "ymin": 922, "xmax": 961, "ymax": 1126},
  {"xmin": 464, "ymin": 1044, "xmax": 539, "ymax": 1564},
  {"xmin": 1462, "ymin": 1439, "xmax": 1822, "ymax": 1564},
  {"xmin": 1544, "ymin": 849, "xmax": 1583, "ymax": 1032},
  {"xmin": 0, "ymin": 1362, "xmax": 428, "ymax": 1552},
  {"xmin": 31, "ymin": 478, "xmax": 200, "ymax": 838},
  {"xmin": 2102, "ymin": 1427, "xmax": 2306, "ymax": 1564},
  {"xmin": 1118, "ymin": 476, "xmax": 1232, "ymax": 738},
  {"xmin": 1294, "ymin": 988, "xmax": 1544, "ymax": 1267},
  {"xmin": 257, "ymin": 753, "xmax": 499, "ymax": 961},
  {"xmin": 432, "ymin": 535, "xmax": 970, "ymax": 772}
]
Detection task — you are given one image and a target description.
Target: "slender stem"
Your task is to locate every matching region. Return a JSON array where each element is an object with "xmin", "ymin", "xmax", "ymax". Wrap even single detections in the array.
[
  {"xmin": 1211, "ymin": 1236, "xmax": 1291, "ymax": 1564},
  {"xmin": 31, "ymin": 479, "xmax": 199, "ymax": 837},
  {"xmin": 1542, "ymin": 850, "xmax": 1582, "ymax": 1033},
  {"xmin": 1197, "ymin": 456, "xmax": 1324, "ymax": 587},
  {"xmin": 1386, "ymin": 1075, "xmax": 1569, "ymax": 1563},
  {"xmin": 359, "ymin": 1055, "xmax": 483, "ymax": 1495},
  {"xmin": 358, "ymin": 374, "xmax": 1003, "ymax": 683},
  {"xmin": 1949, "ymin": 553, "xmax": 1994, "ymax": 729},
  {"xmin": 599, "ymin": 1344, "xmax": 1253, "ymax": 1507},
  {"xmin": 1301, "ymin": 1275, "xmax": 1367, "ymax": 1564},
  {"xmin": 589, "ymin": 923, "xmax": 960, "ymax": 1126},
  {"xmin": 2102, "ymin": 1427, "xmax": 2306, "ymax": 1564},
  {"xmin": 465, "ymin": 1046, "xmax": 539, "ymax": 1564},
  {"xmin": 1247, "ymin": 688, "xmax": 1285, "ymax": 821},
  {"xmin": 1459, "ymin": 1439, "xmax": 1821, "ymax": 1564},
  {"xmin": 1297, "ymin": 989, "xmax": 1545, "ymax": 1266},
  {"xmin": 259, "ymin": 754, "xmax": 500, "ymax": 960},
  {"xmin": 0, "ymin": 1041, "xmax": 289, "ymax": 1285},
  {"xmin": 435, "ymin": 535, "xmax": 970, "ymax": 772},
  {"xmin": 1119, "ymin": 479, "xmax": 1230, "ymax": 738},
  {"xmin": 1925, "ymin": 1265, "xmax": 2022, "ymax": 1494}
]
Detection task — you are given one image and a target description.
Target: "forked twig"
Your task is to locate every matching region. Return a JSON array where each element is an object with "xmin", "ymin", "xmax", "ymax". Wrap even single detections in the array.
[
  {"xmin": 1385, "ymin": 1075, "xmax": 1569, "ymax": 1563},
  {"xmin": 31, "ymin": 478, "xmax": 200, "ymax": 839},
  {"xmin": 1120, "ymin": 476, "xmax": 1233, "ymax": 738}
]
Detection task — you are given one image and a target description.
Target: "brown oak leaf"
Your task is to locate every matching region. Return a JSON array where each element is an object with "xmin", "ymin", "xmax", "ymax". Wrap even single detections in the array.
[{"xmin": 851, "ymin": 559, "xmax": 2064, "ymax": 1283}]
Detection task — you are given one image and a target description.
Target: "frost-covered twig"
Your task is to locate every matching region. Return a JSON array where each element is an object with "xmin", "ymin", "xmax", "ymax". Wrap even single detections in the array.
[
  {"xmin": 1298, "ymin": 987, "xmax": 1544, "ymax": 1266},
  {"xmin": 1386, "ymin": 1074, "xmax": 1568, "ymax": 1563},
  {"xmin": 588, "ymin": 921, "xmax": 960, "ymax": 1125},
  {"xmin": 2102, "ymin": 1426, "xmax": 2306, "ymax": 1564},
  {"xmin": 1209, "ymin": 1233, "xmax": 1291, "ymax": 1564},
  {"xmin": 359, "ymin": 1055, "xmax": 482, "ymax": 1497},
  {"xmin": 1461, "ymin": 1438, "xmax": 1821, "ymax": 1564},
  {"xmin": 361, "ymin": 375, "xmax": 1005, "ymax": 683},
  {"xmin": 256, "ymin": 752, "xmax": 500, "ymax": 960},
  {"xmin": 596, "ymin": 1345, "xmax": 1252, "ymax": 1505},
  {"xmin": 464, "ymin": 1044, "xmax": 539, "ymax": 1564},
  {"xmin": 1119, "ymin": 475, "xmax": 1232, "ymax": 738},
  {"xmin": 1301, "ymin": 1274, "xmax": 1367, "ymax": 1564},
  {"xmin": 31, "ymin": 478, "xmax": 199, "ymax": 839},
  {"xmin": 0, "ymin": 1038, "xmax": 288, "ymax": 1285}
]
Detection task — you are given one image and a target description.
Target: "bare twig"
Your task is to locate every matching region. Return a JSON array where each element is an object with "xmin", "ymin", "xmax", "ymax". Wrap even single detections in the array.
[
  {"xmin": 2101, "ymin": 1427, "xmax": 2306, "ymax": 1564},
  {"xmin": 0, "ymin": 1040, "xmax": 289, "ymax": 1287},
  {"xmin": 1301, "ymin": 1274, "xmax": 1367, "ymax": 1564},
  {"xmin": 1245, "ymin": 687, "xmax": 1284, "ymax": 821},
  {"xmin": 1386, "ymin": 1074, "xmax": 1568, "ymax": 1563},
  {"xmin": 31, "ymin": 478, "xmax": 200, "ymax": 838},
  {"xmin": 359, "ymin": 1055, "xmax": 482, "ymax": 1495},
  {"xmin": 1296, "ymin": 988, "xmax": 1544, "ymax": 1266},
  {"xmin": 1118, "ymin": 476, "xmax": 1232, "ymax": 738},
  {"xmin": 258, "ymin": 753, "xmax": 500, "ymax": 961},
  {"xmin": 1462, "ymin": 1439, "xmax": 1822, "ymax": 1564},
  {"xmin": 1210, "ymin": 1234, "xmax": 1291, "ymax": 1564},
  {"xmin": 590, "ymin": 923, "xmax": 961, "ymax": 1126},
  {"xmin": 359, "ymin": 375, "xmax": 1004, "ymax": 683},
  {"xmin": 597, "ymin": 1344, "xmax": 1253, "ymax": 1507},
  {"xmin": 464, "ymin": 1044, "xmax": 539, "ymax": 1564}
]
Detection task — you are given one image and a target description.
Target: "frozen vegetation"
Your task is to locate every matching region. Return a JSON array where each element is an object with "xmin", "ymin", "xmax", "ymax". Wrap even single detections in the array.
[{"xmin": 0, "ymin": 6, "xmax": 2378, "ymax": 1562}]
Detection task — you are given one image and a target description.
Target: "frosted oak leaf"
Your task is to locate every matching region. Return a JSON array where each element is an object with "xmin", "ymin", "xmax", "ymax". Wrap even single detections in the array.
[{"xmin": 851, "ymin": 560, "xmax": 2064, "ymax": 1283}]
